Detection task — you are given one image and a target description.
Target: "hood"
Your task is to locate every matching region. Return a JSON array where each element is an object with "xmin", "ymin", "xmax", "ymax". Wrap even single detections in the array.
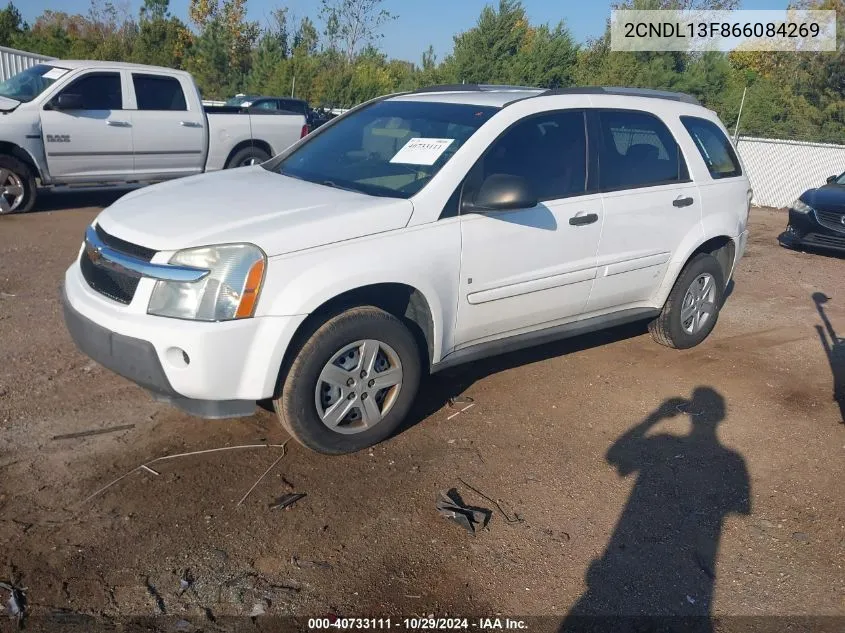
[
  {"xmin": 800, "ymin": 184, "xmax": 845, "ymax": 212},
  {"xmin": 0, "ymin": 96, "xmax": 20, "ymax": 112},
  {"xmin": 96, "ymin": 167, "xmax": 414, "ymax": 256}
]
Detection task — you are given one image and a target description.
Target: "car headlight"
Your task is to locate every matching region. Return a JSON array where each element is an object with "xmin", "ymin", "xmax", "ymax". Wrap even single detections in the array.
[
  {"xmin": 791, "ymin": 199, "xmax": 814, "ymax": 215},
  {"xmin": 147, "ymin": 243, "xmax": 266, "ymax": 321}
]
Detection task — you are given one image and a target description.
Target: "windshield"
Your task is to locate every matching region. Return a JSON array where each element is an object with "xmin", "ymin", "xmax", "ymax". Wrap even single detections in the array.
[
  {"xmin": 835, "ymin": 172, "xmax": 845, "ymax": 185},
  {"xmin": 0, "ymin": 64, "xmax": 69, "ymax": 103},
  {"xmin": 268, "ymin": 100, "xmax": 499, "ymax": 199}
]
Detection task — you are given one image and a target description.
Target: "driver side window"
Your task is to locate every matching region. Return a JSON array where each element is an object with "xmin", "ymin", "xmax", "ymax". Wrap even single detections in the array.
[
  {"xmin": 59, "ymin": 73, "xmax": 122, "ymax": 110},
  {"xmin": 462, "ymin": 110, "xmax": 588, "ymax": 208}
]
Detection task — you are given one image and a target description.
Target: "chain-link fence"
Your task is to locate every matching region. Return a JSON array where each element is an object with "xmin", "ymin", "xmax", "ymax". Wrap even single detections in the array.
[{"xmin": 736, "ymin": 136, "xmax": 845, "ymax": 208}]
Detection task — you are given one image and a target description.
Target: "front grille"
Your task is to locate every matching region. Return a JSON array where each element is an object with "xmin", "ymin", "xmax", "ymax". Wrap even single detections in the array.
[
  {"xmin": 815, "ymin": 209, "xmax": 845, "ymax": 234},
  {"xmin": 80, "ymin": 225, "xmax": 158, "ymax": 304},
  {"xmin": 95, "ymin": 224, "xmax": 156, "ymax": 261},
  {"xmin": 804, "ymin": 232, "xmax": 845, "ymax": 250}
]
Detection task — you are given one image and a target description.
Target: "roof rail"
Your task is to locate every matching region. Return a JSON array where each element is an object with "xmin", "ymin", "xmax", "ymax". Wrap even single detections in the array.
[
  {"xmin": 411, "ymin": 83, "xmax": 542, "ymax": 94},
  {"xmin": 539, "ymin": 86, "xmax": 701, "ymax": 105}
]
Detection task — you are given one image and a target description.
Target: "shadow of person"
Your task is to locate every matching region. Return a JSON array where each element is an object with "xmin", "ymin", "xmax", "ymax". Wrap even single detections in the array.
[
  {"xmin": 813, "ymin": 292, "xmax": 845, "ymax": 424},
  {"xmin": 561, "ymin": 387, "xmax": 751, "ymax": 633}
]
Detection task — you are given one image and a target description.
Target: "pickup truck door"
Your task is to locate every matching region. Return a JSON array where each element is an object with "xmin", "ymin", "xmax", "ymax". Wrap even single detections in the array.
[
  {"xmin": 127, "ymin": 72, "xmax": 206, "ymax": 177},
  {"xmin": 39, "ymin": 71, "xmax": 134, "ymax": 179},
  {"xmin": 453, "ymin": 110, "xmax": 603, "ymax": 348}
]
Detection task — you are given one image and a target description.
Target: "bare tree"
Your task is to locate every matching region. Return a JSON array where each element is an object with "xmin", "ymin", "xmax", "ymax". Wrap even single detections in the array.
[{"xmin": 319, "ymin": 0, "xmax": 396, "ymax": 61}]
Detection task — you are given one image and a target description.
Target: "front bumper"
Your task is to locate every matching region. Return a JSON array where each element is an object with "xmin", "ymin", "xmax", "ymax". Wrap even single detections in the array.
[
  {"xmin": 62, "ymin": 285, "xmax": 255, "ymax": 419},
  {"xmin": 62, "ymin": 260, "xmax": 307, "ymax": 418},
  {"xmin": 779, "ymin": 208, "xmax": 845, "ymax": 254}
]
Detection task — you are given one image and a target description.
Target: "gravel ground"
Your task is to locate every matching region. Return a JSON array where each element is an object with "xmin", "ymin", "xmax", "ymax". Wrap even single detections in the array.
[{"xmin": 0, "ymin": 193, "xmax": 843, "ymax": 630}]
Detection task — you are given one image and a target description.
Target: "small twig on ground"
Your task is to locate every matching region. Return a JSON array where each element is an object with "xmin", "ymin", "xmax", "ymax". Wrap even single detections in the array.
[
  {"xmin": 457, "ymin": 477, "xmax": 524, "ymax": 524},
  {"xmin": 80, "ymin": 443, "xmax": 288, "ymax": 504},
  {"xmin": 236, "ymin": 442, "xmax": 289, "ymax": 506},
  {"xmin": 52, "ymin": 424, "xmax": 135, "ymax": 441}
]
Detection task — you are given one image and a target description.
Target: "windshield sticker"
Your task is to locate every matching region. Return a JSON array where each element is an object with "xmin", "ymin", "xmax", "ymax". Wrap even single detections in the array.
[
  {"xmin": 390, "ymin": 138, "xmax": 455, "ymax": 166},
  {"xmin": 43, "ymin": 68, "xmax": 69, "ymax": 80}
]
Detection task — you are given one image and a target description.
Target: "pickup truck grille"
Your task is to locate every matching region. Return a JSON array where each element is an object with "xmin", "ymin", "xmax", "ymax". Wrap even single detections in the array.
[
  {"xmin": 815, "ymin": 209, "xmax": 845, "ymax": 234},
  {"xmin": 80, "ymin": 225, "xmax": 158, "ymax": 305}
]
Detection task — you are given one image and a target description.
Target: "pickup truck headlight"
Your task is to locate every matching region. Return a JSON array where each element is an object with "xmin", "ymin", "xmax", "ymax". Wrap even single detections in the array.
[
  {"xmin": 147, "ymin": 244, "xmax": 266, "ymax": 321},
  {"xmin": 790, "ymin": 199, "xmax": 814, "ymax": 215}
]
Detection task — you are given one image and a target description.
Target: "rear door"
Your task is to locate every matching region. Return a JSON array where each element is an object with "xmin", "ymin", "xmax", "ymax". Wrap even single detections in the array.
[
  {"xmin": 128, "ymin": 72, "xmax": 206, "ymax": 177},
  {"xmin": 584, "ymin": 109, "xmax": 703, "ymax": 313},
  {"xmin": 39, "ymin": 71, "xmax": 133, "ymax": 179}
]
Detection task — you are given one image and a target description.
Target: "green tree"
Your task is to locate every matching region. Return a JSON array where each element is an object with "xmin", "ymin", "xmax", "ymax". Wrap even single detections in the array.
[
  {"xmin": 247, "ymin": 8, "xmax": 289, "ymax": 93},
  {"xmin": 134, "ymin": 0, "xmax": 191, "ymax": 69},
  {"xmin": 319, "ymin": 0, "xmax": 395, "ymax": 61},
  {"xmin": 0, "ymin": 2, "xmax": 27, "ymax": 48}
]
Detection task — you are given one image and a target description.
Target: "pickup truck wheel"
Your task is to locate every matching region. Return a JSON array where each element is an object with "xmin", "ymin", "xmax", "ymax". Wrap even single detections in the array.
[
  {"xmin": 0, "ymin": 156, "xmax": 36, "ymax": 215},
  {"xmin": 226, "ymin": 146, "xmax": 271, "ymax": 169},
  {"xmin": 649, "ymin": 253, "xmax": 725, "ymax": 349},
  {"xmin": 274, "ymin": 306, "xmax": 421, "ymax": 455}
]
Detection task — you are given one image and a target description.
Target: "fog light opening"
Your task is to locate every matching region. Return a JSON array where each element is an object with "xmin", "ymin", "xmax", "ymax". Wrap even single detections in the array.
[{"xmin": 165, "ymin": 347, "xmax": 191, "ymax": 369}]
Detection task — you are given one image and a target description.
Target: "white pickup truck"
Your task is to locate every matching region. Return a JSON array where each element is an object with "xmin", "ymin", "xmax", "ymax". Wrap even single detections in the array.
[{"xmin": 0, "ymin": 60, "xmax": 308, "ymax": 213}]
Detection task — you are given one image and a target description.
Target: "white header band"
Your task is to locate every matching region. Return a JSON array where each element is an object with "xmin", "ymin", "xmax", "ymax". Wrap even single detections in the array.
[{"xmin": 610, "ymin": 10, "xmax": 837, "ymax": 52}]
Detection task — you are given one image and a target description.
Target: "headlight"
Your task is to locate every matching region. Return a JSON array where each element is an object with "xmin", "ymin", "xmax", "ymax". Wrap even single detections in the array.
[
  {"xmin": 147, "ymin": 243, "xmax": 266, "ymax": 321},
  {"xmin": 791, "ymin": 199, "xmax": 814, "ymax": 215}
]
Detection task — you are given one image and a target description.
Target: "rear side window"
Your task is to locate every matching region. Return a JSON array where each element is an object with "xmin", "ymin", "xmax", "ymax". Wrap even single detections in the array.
[
  {"xmin": 280, "ymin": 99, "xmax": 307, "ymax": 115},
  {"xmin": 254, "ymin": 99, "xmax": 279, "ymax": 110},
  {"xmin": 132, "ymin": 74, "xmax": 187, "ymax": 111},
  {"xmin": 681, "ymin": 116, "xmax": 742, "ymax": 179},
  {"xmin": 60, "ymin": 73, "xmax": 122, "ymax": 110},
  {"xmin": 596, "ymin": 110, "xmax": 688, "ymax": 190},
  {"xmin": 465, "ymin": 110, "xmax": 589, "ymax": 202}
]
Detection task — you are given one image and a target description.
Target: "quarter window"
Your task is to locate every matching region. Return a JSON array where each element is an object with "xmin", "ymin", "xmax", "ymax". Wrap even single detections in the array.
[
  {"xmin": 60, "ymin": 73, "xmax": 122, "ymax": 110},
  {"xmin": 132, "ymin": 74, "xmax": 187, "ymax": 111},
  {"xmin": 464, "ymin": 110, "xmax": 589, "ymax": 203},
  {"xmin": 680, "ymin": 116, "xmax": 742, "ymax": 179},
  {"xmin": 596, "ymin": 110, "xmax": 687, "ymax": 190}
]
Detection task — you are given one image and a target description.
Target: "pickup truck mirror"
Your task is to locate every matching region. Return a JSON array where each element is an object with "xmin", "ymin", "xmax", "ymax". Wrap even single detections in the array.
[
  {"xmin": 51, "ymin": 93, "xmax": 84, "ymax": 110},
  {"xmin": 826, "ymin": 174, "xmax": 838, "ymax": 184},
  {"xmin": 462, "ymin": 173, "xmax": 538, "ymax": 213}
]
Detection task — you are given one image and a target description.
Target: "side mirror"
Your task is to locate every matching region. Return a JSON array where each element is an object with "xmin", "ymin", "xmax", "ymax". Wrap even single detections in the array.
[
  {"xmin": 463, "ymin": 173, "xmax": 538, "ymax": 213},
  {"xmin": 51, "ymin": 93, "xmax": 83, "ymax": 110},
  {"xmin": 826, "ymin": 175, "xmax": 838, "ymax": 184}
]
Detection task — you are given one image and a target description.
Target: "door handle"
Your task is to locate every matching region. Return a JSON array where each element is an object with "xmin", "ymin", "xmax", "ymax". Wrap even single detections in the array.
[
  {"xmin": 106, "ymin": 120, "xmax": 131, "ymax": 127},
  {"xmin": 569, "ymin": 212, "xmax": 599, "ymax": 226},
  {"xmin": 179, "ymin": 121, "xmax": 203, "ymax": 128},
  {"xmin": 673, "ymin": 196, "xmax": 694, "ymax": 208}
]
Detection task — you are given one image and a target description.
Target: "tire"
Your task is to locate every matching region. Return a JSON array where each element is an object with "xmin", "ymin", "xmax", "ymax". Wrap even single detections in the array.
[
  {"xmin": 649, "ymin": 253, "xmax": 725, "ymax": 350},
  {"xmin": 225, "ymin": 146, "xmax": 271, "ymax": 169},
  {"xmin": 274, "ymin": 306, "xmax": 422, "ymax": 455},
  {"xmin": 0, "ymin": 155, "xmax": 36, "ymax": 215}
]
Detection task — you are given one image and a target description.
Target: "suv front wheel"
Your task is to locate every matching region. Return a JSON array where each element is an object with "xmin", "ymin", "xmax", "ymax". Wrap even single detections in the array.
[
  {"xmin": 649, "ymin": 253, "xmax": 726, "ymax": 349},
  {"xmin": 274, "ymin": 306, "xmax": 422, "ymax": 454}
]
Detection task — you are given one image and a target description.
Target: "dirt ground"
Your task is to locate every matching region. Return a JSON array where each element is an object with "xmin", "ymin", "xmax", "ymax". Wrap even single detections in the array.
[{"xmin": 0, "ymin": 192, "xmax": 844, "ymax": 630}]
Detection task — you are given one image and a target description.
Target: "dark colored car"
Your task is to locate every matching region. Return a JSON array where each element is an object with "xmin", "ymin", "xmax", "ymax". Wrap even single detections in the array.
[
  {"xmin": 779, "ymin": 172, "xmax": 845, "ymax": 255},
  {"xmin": 308, "ymin": 106, "xmax": 338, "ymax": 130},
  {"xmin": 225, "ymin": 95, "xmax": 313, "ymax": 127}
]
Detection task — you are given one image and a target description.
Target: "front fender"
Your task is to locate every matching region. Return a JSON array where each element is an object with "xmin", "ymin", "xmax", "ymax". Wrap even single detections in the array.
[{"xmin": 257, "ymin": 219, "xmax": 462, "ymax": 365}]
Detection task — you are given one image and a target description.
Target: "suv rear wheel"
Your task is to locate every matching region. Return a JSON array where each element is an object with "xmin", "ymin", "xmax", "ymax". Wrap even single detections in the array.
[
  {"xmin": 274, "ymin": 306, "xmax": 422, "ymax": 454},
  {"xmin": 649, "ymin": 253, "xmax": 725, "ymax": 349}
]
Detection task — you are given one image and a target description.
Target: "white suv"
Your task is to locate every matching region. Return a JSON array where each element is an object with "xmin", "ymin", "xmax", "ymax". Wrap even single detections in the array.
[{"xmin": 62, "ymin": 85, "xmax": 751, "ymax": 454}]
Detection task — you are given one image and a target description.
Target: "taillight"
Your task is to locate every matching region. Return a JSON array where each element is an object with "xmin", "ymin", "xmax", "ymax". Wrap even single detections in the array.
[{"xmin": 300, "ymin": 124, "xmax": 310, "ymax": 138}]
